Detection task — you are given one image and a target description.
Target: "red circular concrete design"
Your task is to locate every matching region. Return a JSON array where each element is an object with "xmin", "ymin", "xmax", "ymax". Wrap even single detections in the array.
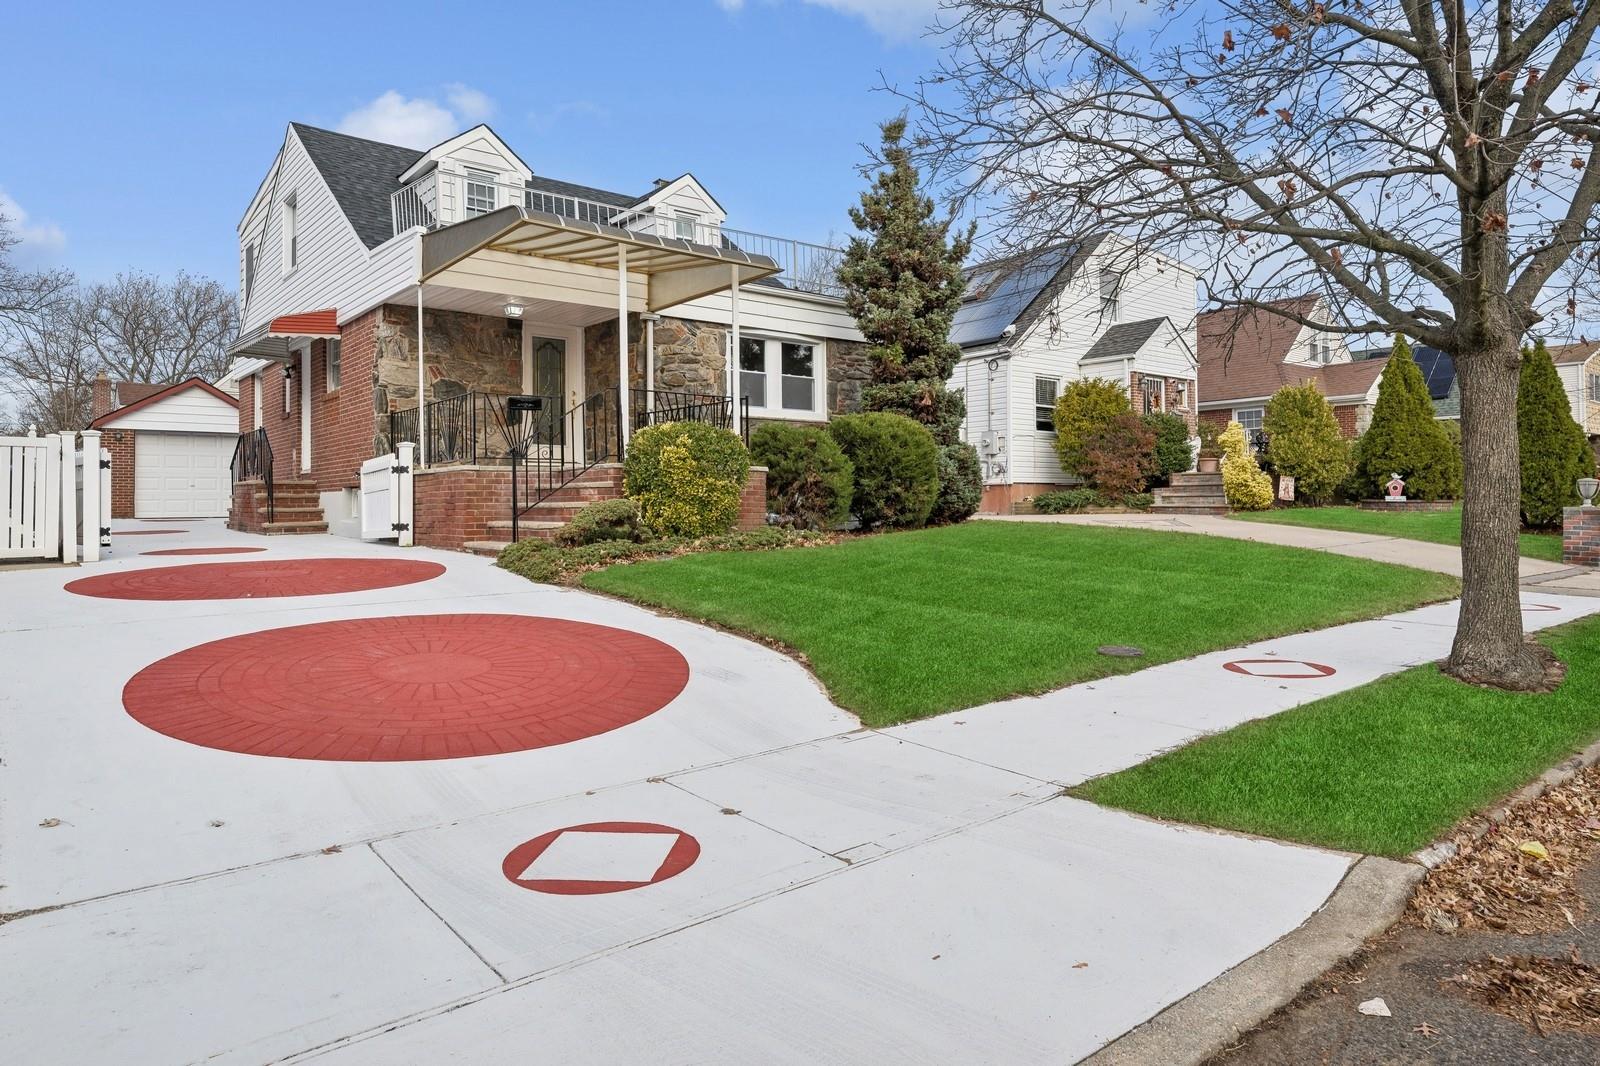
[
  {"xmin": 64, "ymin": 558, "xmax": 444, "ymax": 600},
  {"xmin": 502, "ymin": 822, "xmax": 701, "ymax": 895},
  {"xmin": 1223, "ymin": 658, "xmax": 1338, "ymax": 679},
  {"xmin": 141, "ymin": 547, "xmax": 268, "ymax": 557},
  {"xmin": 121, "ymin": 614, "xmax": 690, "ymax": 761}
]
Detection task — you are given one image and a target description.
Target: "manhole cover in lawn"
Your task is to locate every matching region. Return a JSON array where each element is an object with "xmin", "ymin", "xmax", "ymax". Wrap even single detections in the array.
[
  {"xmin": 503, "ymin": 822, "xmax": 701, "ymax": 894},
  {"xmin": 141, "ymin": 547, "xmax": 268, "ymax": 557},
  {"xmin": 121, "ymin": 614, "xmax": 690, "ymax": 761},
  {"xmin": 65, "ymin": 557, "xmax": 443, "ymax": 600},
  {"xmin": 1222, "ymin": 658, "xmax": 1338, "ymax": 679},
  {"xmin": 1097, "ymin": 645, "xmax": 1144, "ymax": 658}
]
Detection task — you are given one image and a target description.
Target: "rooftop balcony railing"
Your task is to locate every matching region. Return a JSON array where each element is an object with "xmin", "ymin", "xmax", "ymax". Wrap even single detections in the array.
[{"xmin": 391, "ymin": 171, "xmax": 844, "ymax": 298}]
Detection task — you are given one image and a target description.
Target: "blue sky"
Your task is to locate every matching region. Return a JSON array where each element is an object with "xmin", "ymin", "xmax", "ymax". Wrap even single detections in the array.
[{"xmin": 0, "ymin": 0, "xmax": 941, "ymax": 286}]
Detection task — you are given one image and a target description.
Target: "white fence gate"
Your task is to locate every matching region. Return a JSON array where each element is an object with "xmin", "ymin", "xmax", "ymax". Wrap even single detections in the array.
[
  {"xmin": 3, "ymin": 428, "xmax": 104, "ymax": 563},
  {"xmin": 359, "ymin": 441, "xmax": 414, "ymax": 546}
]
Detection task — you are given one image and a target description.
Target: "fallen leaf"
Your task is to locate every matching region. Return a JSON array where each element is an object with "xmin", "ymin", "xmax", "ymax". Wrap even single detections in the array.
[
  {"xmin": 1519, "ymin": 841, "xmax": 1550, "ymax": 861},
  {"xmin": 38, "ymin": 818, "xmax": 60, "ymax": 829},
  {"xmin": 720, "ymin": 808, "xmax": 741, "ymax": 816},
  {"xmin": 1073, "ymin": 961, "xmax": 1090, "ymax": 969},
  {"xmin": 1414, "ymin": 1021, "xmax": 1440, "ymax": 1036},
  {"xmin": 321, "ymin": 844, "xmax": 342, "ymax": 854},
  {"xmin": 1358, "ymin": 997, "xmax": 1393, "ymax": 1017},
  {"xmin": 208, "ymin": 820, "xmax": 225, "ymax": 828}
]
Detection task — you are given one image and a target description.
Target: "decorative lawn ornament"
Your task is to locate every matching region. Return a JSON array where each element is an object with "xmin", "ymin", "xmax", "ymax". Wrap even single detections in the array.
[{"xmin": 1385, "ymin": 474, "xmax": 1407, "ymax": 502}]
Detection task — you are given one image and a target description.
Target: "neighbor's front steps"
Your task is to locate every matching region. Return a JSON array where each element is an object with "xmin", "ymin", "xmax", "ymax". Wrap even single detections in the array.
[{"xmin": 1151, "ymin": 470, "xmax": 1228, "ymax": 515}]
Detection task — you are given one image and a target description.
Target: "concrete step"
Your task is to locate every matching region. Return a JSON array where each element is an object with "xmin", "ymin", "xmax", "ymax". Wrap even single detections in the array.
[
  {"xmin": 1156, "ymin": 484, "xmax": 1228, "ymax": 499},
  {"xmin": 262, "ymin": 521, "xmax": 330, "ymax": 534},
  {"xmin": 1168, "ymin": 472, "xmax": 1224, "ymax": 486},
  {"xmin": 1150, "ymin": 502, "xmax": 1229, "ymax": 515},
  {"xmin": 464, "ymin": 540, "xmax": 511, "ymax": 557}
]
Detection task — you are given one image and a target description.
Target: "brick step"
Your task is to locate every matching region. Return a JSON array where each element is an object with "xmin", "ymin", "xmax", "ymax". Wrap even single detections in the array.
[
  {"xmin": 1150, "ymin": 502, "xmax": 1229, "ymax": 515},
  {"xmin": 1155, "ymin": 483, "xmax": 1228, "ymax": 498},
  {"xmin": 262, "ymin": 521, "xmax": 330, "ymax": 534}
]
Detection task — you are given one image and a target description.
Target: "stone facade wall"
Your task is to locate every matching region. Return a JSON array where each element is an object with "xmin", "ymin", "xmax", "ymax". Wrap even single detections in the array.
[
  {"xmin": 373, "ymin": 303, "xmax": 523, "ymax": 460},
  {"xmin": 1565, "ymin": 506, "xmax": 1600, "ymax": 567}
]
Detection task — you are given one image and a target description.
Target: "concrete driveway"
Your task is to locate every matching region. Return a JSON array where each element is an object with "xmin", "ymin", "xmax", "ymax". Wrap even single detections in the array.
[{"xmin": 2, "ymin": 520, "xmax": 1593, "ymax": 1065}]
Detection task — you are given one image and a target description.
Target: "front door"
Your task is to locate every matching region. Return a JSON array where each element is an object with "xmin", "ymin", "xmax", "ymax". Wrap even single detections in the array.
[{"xmin": 521, "ymin": 324, "xmax": 584, "ymax": 461}]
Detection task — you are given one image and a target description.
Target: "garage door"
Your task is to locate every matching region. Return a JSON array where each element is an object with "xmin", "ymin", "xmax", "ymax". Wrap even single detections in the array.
[{"xmin": 134, "ymin": 432, "xmax": 234, "ymax": 518}]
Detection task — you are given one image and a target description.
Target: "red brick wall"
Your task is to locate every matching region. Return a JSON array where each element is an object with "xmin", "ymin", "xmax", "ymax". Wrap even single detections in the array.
[
  {"xmin": 738, "ymin": 468, "xmax": 767, "ymax": 531},
  {"xmin": 308, "ymin": 310, "xmax": 378, "ymax": 493},
  {"xmin": 1198, "ymin": 408, "xmax": 1231, "ymax": 432},
  {"xmin": 105, "ymin": 428, "xmax": 136, "ymax": 518},
  {"xmin": 1332, "ymin": 403, "xmax": 1360, "ymax": 438},
  {"xmin": 1566, "ymin": 507, "xmax": 1600, "ymax": 567},
  {"xmin": 412, "ymin": 467, "xmax": 518, "ymax": 551}
]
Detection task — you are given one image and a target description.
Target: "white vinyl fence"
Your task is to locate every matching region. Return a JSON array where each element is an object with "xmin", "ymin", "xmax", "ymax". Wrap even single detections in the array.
[
  {"xmin": 359, "ymin": 441, "xmax": 414, "ymax": 546},
  {"xmin": 3, "ymin": 428, "xmax": 106, "ymax": 563}
]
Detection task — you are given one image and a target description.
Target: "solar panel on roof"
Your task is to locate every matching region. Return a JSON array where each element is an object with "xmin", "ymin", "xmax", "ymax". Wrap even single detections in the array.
[
  {"xmin": 949, "ymin": 244, "xmax": 1077, "ymax": 348},
  {"xmin": 1413, "ymin": 346, "xmax": 1457, "ymax": 400}
]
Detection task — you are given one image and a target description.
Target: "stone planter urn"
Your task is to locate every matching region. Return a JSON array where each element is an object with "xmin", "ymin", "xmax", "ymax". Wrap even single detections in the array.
[{"xmin": 1197, "ymin": 456, "xmax": 1221, "ymax": 474}]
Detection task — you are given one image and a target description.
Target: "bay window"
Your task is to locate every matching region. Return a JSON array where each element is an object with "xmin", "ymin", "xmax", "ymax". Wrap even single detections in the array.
[{"xmin": 737, "ymin": 336, "xmax": 823, "ymax": 417}]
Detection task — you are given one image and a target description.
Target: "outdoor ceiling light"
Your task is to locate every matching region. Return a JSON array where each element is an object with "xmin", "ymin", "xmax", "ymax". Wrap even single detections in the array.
[
  {"xmin": 1580, "ymin": 476, "xmax": 1599, "ymax": 507},
  {"xmin": 504, "ymin": 302, "xmax": 525, "ymax": 318}
]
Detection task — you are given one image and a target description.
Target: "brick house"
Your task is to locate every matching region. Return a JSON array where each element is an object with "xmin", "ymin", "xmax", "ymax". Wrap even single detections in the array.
[
  {"xmin": 218, "ymin": 121, "xmax": 1199, "ymax": 543},
  {"xmin": 1197, "ymin": 296, "xmax": 1388, "ymax": 441},
  {"xmin": 87, "ymin": 373, "xmax": 239, "ymax": 519}
]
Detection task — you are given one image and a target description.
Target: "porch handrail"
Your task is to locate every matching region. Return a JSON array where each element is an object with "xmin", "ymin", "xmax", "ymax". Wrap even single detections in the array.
[
  {"xmin": 509, "ymin": 387, "xmax": 621, "ymax": 543},
  {"xmin": 629, "ymin": 388, "xmax": 750, "ymax": 446},
  {"xmin": 230, "ymin": 427, "xmax": 274, "ymax": 522}
]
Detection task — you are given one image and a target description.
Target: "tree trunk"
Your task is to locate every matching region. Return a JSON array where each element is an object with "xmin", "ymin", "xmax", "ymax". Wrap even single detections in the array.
[{"xmin": 1447, "ymin": 341, "xmax": 1545, "ymax": 689}]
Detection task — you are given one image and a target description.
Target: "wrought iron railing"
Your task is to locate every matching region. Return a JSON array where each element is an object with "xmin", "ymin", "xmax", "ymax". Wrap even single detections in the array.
[
  {"xmin": 630, "ymin": 388, "xmax": 750, "ymax": 446},
  {"xmin": 230, "ymin": 427, "xmax": 274, "ymax": 522},
  {"xmin": 390, "ymin": 173, "xmax": 843, "ymax": 297},
  {"xmin": 508, "ymin": 388, "xmax": 622, "ymax": 542},
  {"xmin": 385, "ymin": 392, "xmax": 513, "ymax": 467}
]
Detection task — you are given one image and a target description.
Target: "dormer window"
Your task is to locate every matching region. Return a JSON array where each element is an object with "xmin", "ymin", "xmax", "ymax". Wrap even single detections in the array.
[
  {"xmin": 464, "ymin": 169, "xmax": 497, "ymax": 218},
  {"xmin": 674, "ymin": 211, "xmax": 700, "ymax": 241}
]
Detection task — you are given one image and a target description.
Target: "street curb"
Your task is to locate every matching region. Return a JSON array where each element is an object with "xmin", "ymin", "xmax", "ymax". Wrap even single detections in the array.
[{"xmin": 1079, "ymin": 854, "xmax": 1422, "ymax": 1066}]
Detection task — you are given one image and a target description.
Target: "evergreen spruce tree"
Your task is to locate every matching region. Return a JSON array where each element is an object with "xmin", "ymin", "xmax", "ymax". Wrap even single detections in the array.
[
  {"xmin": 839, "ymin": 118, "xmax": 981, "ymax": 522},
  {"xmin": 1355, "ymin": 335, "xmax": 1462, "ymax": 500},
  {"xmin": 1518, "ymin": 339, "xmax": 1597, "ymax": 529}
]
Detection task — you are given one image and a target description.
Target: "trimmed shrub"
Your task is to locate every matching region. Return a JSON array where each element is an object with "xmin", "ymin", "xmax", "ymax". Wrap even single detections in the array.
[
  {"xmin": 1121, "ymin": 492, "xmax": 1155, "ymax": 511},
  {"xmin": 1053, "ymin": 378, "xmax": 1132, "ymax": 476},
  {"xmin": 1080, "ymin": 412, "xmax": 1159, "ymax": 497},
  {"xmin": 1143, "ymin": 411, "xmax": 1193, "ymax": 483},
  {"xmin": 1263, "ymin": 381, "xmax": 1352, "ymax": 504},
  {"xmin": 1519, "ymin": 339, "xmax": 1597, "ymax": 528},
  {"xmin": 554, "ymin": 498, "xmax": 644, "ymax": 547},
  {"xmin": 749, "ymin": 423, "xmax": 855, "ymax": 530},
  {"xmin": 827, "ymin": 412, "xmax": 940, "ymax": 529},
  {"xmin": 1221, "ymin": 421, "xmax": 1274, "ymax": 510},
  {"xmin": 930, "ymin": 442, "xmax": 983, "ymax": 524},
  {"xmin": 497, "ymin": 528, "xmax": 828, "ymax": 585},
  {"xmin": 623, "ymin": 421, "xmax": 749, "ymax": 538},
  {"xmin": 861, "ymin": 380, "xmax": 967, "ymax": 446},
  {"xmin": 1032, "ymin": 487, "xmax": 1105, "ymax": 513},
  {"xmin": 1354, "ymin": 336, "xmax": 1461, "ymax": 500}
]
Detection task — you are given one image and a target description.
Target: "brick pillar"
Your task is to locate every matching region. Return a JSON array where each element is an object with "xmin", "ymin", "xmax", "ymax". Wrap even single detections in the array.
[
  {"xmin": 90, "ymin": 372, "xmax": 113, "ymax": 421},
  {"xmin": 1565, "ymin": 507, "xmax": 1600, "ymax": 567}
]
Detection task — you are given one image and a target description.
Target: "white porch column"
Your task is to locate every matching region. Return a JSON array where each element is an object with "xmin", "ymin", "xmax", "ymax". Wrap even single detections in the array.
[
  {"xmin": 729, "ymin": 265, "xmax": 742, "ymax": 436},
  {"xmin": 416, "ymin": 285, "xmax": 427, "ymax": 467},
  {"xmin": 618, "ymin": 246, "xmax": 631, "ymax": 451},
  {"xmin": 642, "ymin": 313, "xmax": 658, "ymax": 417}
]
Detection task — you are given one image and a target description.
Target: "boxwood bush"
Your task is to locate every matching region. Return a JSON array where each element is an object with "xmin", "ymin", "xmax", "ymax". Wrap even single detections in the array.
[
  {"xmin": 623, "ymin": 421, "xmax": 749, "ymax": 538},
  {"xmin": 749, "ymin": 422, "xmax": 855, "ymax": 530},
  {"xmin": 554, "ymin": 498, "xmax": 644, "ymax": 547},
  {"xmin": 827, "ymin": 412, "xmax": 939, "ymax": 529}
]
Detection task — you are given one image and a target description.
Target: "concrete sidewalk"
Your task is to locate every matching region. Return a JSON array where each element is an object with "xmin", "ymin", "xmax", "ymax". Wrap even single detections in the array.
[
  {"xmin": 3, "ymin": 519, "xmax": 1598, "ymax": 1065},
  {"xmin": 981, "ymin": 511, "xmax": 1598, "ymax": 589}
]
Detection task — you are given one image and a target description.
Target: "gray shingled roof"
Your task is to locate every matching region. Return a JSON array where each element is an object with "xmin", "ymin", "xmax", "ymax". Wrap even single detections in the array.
[
  {"xmin": 1081, "ymin": 317, "xmax": 1168, "ymax": 362},
  {"xmin": 290, "ymin": 123, "xmax": 643, "ymax": 250},
  {"xmin": 291, "ymin": 124, "xmax": 425, "ymax": 249}
]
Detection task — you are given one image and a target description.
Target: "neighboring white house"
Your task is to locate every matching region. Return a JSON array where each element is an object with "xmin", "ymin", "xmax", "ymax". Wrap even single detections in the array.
[
  {"xmin": 950, "ymin": 235, "xmax": 1200, "ymax": 512},
  {"xmin": 88, "ymin": 375, "xmax": 240, "ymax": 519}
]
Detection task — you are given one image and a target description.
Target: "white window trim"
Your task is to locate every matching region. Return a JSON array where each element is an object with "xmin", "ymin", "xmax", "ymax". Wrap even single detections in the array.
[
  {"xmin": 325, "ymin": 338, "xmax": 341, "ymax": 393},
  {"xmin": 463, "ymin": 168, "xmax": 497, "ymax": 218},
  {"xmin": 1034, "ymin": 375, "xmax": 1059, "ymax": 433},
  {"xmin": 736, "ymin": 335, "xmax": 827, "ymax": 421},
  {"xmin": 1235, "ymin": 406, "xmax": 1265, "ymax": 435},
  {"xmin": 673, "ymin": 209, "xmax": 701, "ymax": 240},
  {"xmin": 280, "ymin": 192, "xmax": 298, "ymax": 276}
]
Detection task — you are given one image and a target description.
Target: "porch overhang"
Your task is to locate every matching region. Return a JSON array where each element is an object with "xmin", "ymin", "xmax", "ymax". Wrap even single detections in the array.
[
  {"xmin": 227, "ymin": 308, "xmax": 342, "ymax": 362},
  {"xmin": 418, "ymin": 206, "xmax": 782, "ymax": 312}
]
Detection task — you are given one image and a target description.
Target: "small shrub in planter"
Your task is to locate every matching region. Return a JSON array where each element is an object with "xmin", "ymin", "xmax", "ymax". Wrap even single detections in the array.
[
  {"xmin": 1080, "ymin": 412, "xmax": 1159, "ymax": 498},
  {"xmin": 1196, "ymin": 420, "xmax": 1223, "ymax": 472},
  {"xmin": 1032, "ymin": 487, "xmax": 1105, "ymax": 513},
  {"xmin": 930, "ymin": 441, "xmax": 983, "ymax": 524},
  {"xmin": 623, "ymin": 421, "xmax": 749, "ymax": 538},
  {"xmin": 1052, "ymin": 378, "xmax": 1132, "ymax": 476},
  {"xmin": 554, "ymin": 498, "xmax": 644, "ymax": 547},
  {"xmin": 1220, "ymin": 421, "xmax": 1274, "ymax": 510},
  {"xmin": 748, "ymin": 423, "xmax": 854, "ymax": 530},
  {"xmin": 1143, "ymin": 411, "xmax": 1193, "ymax": 484},
  {"xmin": 827, "ymin": 412, "xmax": 939, "ymax": 529}
]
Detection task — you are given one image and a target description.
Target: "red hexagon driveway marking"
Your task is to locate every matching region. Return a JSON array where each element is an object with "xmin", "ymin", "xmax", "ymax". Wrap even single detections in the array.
[
  {"xmin": 141, "ymin": 547, "xmax": 268, "ymax": 557},
  {"xmin": 121, "ymin": 614, "xmax": 690, "ymax": 761},
  {"xmin": 502, "ymin": 822, "xmax": 701, "ymax": 895},
  {"xmin": 65, "ymin": 557, "xmax": 444, "ymax": 600},
  {"xmin": 1223, "ymin": 658, "xmax": 1338, "ymax": 679},
  {"xmin": 1522, "ymin": 603, "xmax": 1561, "ymax": 613}
]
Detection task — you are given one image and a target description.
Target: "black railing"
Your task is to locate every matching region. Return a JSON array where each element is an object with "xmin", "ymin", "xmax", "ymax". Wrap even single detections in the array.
[
  {"xmin": 230, "ymin": 427, "xmax": 274, "ymax": 522},
  {"xmin": 385, "ymin": 392, "xmax": 516, "ymax": 466},
  {"xmin": 630, "ymin": 388, "xmax": 750, "ymax": 445},
  {"xmin": 509, "ymin": 387, "xmax": 621, "ymax": 542}
]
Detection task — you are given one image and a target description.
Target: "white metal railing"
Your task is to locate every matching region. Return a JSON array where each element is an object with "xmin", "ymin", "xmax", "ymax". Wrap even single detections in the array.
[{"xmin": 391, "ymin": 172, "xmax": 844, "ymax": 297}]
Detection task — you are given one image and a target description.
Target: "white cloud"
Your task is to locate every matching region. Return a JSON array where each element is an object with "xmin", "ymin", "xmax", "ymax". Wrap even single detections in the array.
[
  {"xmin": 0, "ymin": 188, "xmax": 66, "ymax": 265},
  {"xmin": 715, "ymin": 0, "xmax": 940, "ymax": 41},
  {"xmin": 337, "ymin": 86, "xmax": 497, "ymax": 149}
]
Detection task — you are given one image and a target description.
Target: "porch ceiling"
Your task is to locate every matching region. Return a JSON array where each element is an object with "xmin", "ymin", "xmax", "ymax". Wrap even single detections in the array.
[{"xmin": 419, "ymin": 206, "xmax": 782, "ymax": 312}]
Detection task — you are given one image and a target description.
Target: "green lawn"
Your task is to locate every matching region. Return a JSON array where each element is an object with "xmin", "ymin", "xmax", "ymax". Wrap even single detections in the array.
[
  {"xmin": 583, "ymin": 522, "xmax": 1457, "ymax": 726},
  {"xmin": 1234, "ymin": 503, "xmax": 1565, "ymax": 562},
  {"xmin": 1074, "ymin": 616, "xmax": 1600, "ymax": 856}
]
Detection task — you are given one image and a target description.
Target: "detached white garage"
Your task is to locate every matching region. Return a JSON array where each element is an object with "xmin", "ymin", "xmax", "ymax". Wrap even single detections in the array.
[{"xmin": 87, "ymin": 377, "xmax": 240, "ymax": 519}]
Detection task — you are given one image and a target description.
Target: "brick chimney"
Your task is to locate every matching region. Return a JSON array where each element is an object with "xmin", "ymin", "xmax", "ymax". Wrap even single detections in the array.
[{"xmin": 90, "ymin": 371, "xmax": 114, "ymax": 421}]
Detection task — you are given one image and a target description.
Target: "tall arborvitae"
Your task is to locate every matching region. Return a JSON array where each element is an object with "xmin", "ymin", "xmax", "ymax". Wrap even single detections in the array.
[{"xmin": 1518, "ymin": 339, "xmax": 1597, "ymax": 528}]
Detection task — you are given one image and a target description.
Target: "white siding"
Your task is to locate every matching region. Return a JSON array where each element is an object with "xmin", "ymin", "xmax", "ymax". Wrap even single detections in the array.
[
  {"xmin": 670, "ymin": 288, "xmax": 861, "ymax": 340},
  {"xmin": 1557, "ymin": 362, "xmax": 1585, "ymax": 425},
  {"xmin": 238, "ymin": 127, "xmax": 374, "ymax": 334},
  {"xmin": 957, "ymin": 353, "xmax": 1012, "ymax": 484},
  {"xmin": 340, "ymin": 232, "xmax": 420, "ymax": 324},
  {"xmin": 104, "ymin": 388, "xmax": 239, "ymax": 433}
]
